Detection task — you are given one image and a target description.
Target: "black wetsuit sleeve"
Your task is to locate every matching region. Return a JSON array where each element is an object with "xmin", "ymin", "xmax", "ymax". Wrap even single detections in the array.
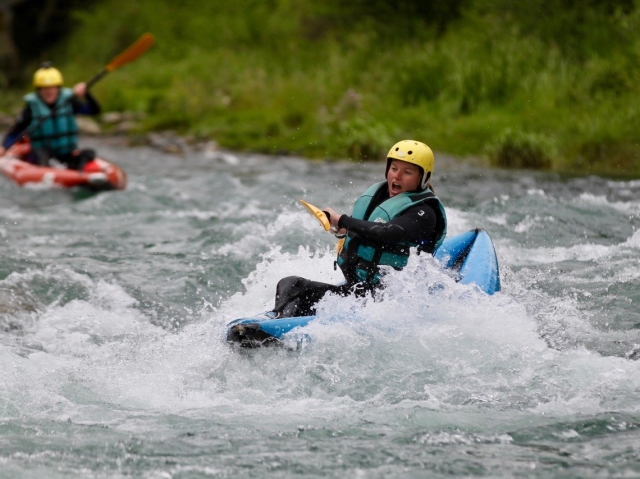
[
  {"xmin": 70, "ymin": 92, "xmax": 101, "ymax": 115},
  {"xmin": 2, "ymin": 106, "xmax": 32, "ymax": 148},
  {"xmin": 338, "ymin": 203, "xmax": 438, "ymax": 248}
]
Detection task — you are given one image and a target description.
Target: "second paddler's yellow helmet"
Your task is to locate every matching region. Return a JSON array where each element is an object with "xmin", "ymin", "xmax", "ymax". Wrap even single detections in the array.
[
  {"xmin": 385, "ymin": 140, "xmax": 435, "ymax": 190},
  {"xmin": 33, "ymin": 63, "xmax": 63, "ymax": 88}
]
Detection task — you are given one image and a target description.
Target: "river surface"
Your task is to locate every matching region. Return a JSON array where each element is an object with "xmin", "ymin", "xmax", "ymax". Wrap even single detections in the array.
[{"xmin": 0, "ymin": 139, "xmax": 639, "ymax": 478}]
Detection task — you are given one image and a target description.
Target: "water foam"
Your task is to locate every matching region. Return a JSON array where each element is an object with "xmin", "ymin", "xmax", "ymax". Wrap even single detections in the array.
[
  {"xmin": 2, "ymin": 156, "xmax": 640, "ymax": 477},
  {"xmin": 194, "ymin": 248, "xmax": 640, "ymax": 418}
]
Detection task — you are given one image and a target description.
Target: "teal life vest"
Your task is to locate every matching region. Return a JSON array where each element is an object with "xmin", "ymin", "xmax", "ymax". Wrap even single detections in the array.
[
  {"xmin": 24, "ymin": 88, "xmax": 78, "ymax": 156},
  {"xmin": 336, "ymin": 181, "xmax": 447, "ymax": 284}
]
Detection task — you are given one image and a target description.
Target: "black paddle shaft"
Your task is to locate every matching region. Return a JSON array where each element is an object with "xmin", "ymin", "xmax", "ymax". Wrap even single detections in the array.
[{"xmin": 86, "ymin": 69, "xmax": 108, "ymax": 90}]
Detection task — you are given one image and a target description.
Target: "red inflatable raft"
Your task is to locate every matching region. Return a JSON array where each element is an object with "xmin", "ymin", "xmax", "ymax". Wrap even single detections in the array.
[{"xmin": 0, "ymin": 141, "xmax": 127, "ymax": 191}]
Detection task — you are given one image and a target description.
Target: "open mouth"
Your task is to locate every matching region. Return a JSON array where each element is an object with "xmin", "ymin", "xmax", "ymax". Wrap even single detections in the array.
[{"xmin": 391, "ymin": 182, "xmax": 402, "ymax": 193}]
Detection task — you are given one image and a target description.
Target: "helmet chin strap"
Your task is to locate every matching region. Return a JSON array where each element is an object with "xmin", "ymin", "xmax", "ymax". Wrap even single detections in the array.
[
  {"xmin": 384, "ymin": 158, "xmax": 392, "ymax": 179},
  {"xmin": 421, "ymin": 171, "xmax": 432, "ymax": 190}
]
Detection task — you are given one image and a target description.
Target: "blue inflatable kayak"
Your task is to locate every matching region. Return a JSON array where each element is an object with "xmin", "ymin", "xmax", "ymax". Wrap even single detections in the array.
[{"xmin": 226, "ymin": 228, "xmax": 500, "ymax": 347}]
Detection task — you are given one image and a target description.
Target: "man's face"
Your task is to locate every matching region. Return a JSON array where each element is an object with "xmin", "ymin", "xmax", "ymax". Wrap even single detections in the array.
[{"xmin": 38, "ymin": 87, "xmax": 60, "ymax": 105}]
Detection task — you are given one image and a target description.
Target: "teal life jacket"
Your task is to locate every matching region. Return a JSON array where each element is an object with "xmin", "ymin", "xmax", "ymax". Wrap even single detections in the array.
[
  {"xmin": 336, "ymin": 181, "xmax": 447, "ymax": 284},
  {"xmin": 24, "ymin": 88, "xmax": 78, "ymax": 156}
]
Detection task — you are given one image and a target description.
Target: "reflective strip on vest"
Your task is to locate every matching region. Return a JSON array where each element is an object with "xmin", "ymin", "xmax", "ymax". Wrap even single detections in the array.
[
  {"xmin": 337, "ymin": 181, "xmax": 447, "ymax": 284},
  {"xmin": 24, "ymin": 88, "xmax": 78, "ymax": 156}
]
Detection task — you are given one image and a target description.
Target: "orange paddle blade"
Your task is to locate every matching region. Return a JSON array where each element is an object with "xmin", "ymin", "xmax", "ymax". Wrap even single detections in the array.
[
  {"xmin": 300, "ymin": 200, "xmax": 331, "ymax": 231},
  {"xmin": 105, "ymin": 33, "xmax": 156, "ymax": 72}
]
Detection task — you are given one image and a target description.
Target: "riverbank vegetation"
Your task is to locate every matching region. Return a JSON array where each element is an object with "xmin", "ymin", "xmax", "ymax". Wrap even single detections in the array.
[{"xmin": 2, "ymin": 0, "xmax": 640, "ymax": 175}]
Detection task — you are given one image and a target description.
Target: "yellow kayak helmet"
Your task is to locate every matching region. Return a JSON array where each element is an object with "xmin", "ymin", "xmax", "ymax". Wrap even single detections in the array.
[
  {"xmin": 385, "ymin": 140, "xmax": 435, "ymax": 190},
  {"xmin": 33, "ymin": 63, "xmax": 64, "ymax": 88}
]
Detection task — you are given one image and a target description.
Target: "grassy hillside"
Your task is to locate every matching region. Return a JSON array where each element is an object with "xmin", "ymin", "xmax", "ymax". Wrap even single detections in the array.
[{"xmin": 5, "ymin": 0, "xmax": 640, "ymax": 175}]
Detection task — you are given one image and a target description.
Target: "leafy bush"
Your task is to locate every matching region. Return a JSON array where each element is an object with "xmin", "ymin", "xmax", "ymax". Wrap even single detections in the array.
[{"xmin": 486, "ymin": 129, "xmax": 554, "ymax": 169}]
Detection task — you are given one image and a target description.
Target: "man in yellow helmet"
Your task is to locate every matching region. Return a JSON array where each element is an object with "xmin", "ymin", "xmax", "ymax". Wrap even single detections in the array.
[
  {"xmin": 0, "ymin": 63, "xmax": 101, "ymax": 170},
  {"xmin": 272, "ymin": 140, "xmax": 448, "ymax": 318}
]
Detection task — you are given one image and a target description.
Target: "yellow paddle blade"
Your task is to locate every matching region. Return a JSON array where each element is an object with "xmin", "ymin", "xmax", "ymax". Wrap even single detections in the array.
[
  {"xmin": 106, "ymin": 33, "xmax": 156, "ymax": 72},
  {"xmin": 335, "ymin": 237, "xmax": 345, "ymax": 254},
  {"xmin": 299, "ymin": 200, "xmax": 331, "ymax": 231}
]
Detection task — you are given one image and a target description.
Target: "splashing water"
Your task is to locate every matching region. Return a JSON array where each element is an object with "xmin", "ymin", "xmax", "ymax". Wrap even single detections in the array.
[{"xmin": 0, "ymin": 141, "xmax": 639, "ymax": 477}]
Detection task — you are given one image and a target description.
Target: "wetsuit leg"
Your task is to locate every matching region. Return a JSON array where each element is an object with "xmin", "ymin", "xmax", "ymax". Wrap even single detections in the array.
[
  {"xmin": 56, "ymin": 149, "xmax": 95, "ymax": 171},
  {"xmin": 273, "ymin": 276, "xmax": 348, "ymax": 318},
  {"xmin": 30, "ymin": 147, "xmax": 50, "ymax": 166}
]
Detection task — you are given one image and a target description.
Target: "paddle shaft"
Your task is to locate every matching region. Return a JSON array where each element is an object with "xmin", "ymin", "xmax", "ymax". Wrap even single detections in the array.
[{"xmin": 86, "ymin": 69, "xmax": 109, "ymax": 90}]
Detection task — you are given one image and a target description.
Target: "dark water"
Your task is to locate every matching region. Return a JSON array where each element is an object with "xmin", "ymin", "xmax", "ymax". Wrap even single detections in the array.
[{"xmin": 0, "ymin": 140, "xmax": 639, "ymax": 478}]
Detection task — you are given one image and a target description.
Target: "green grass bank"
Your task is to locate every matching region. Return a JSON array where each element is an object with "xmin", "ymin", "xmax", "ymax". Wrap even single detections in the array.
[{"xmin": 4, "ymin": 0, "xmax": 640, "ymax": 175}]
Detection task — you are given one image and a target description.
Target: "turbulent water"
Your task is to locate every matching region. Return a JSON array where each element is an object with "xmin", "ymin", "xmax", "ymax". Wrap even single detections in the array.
[{"xmin": 0, "ymin": 139, "xmax": 639, "ymax": 478}]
